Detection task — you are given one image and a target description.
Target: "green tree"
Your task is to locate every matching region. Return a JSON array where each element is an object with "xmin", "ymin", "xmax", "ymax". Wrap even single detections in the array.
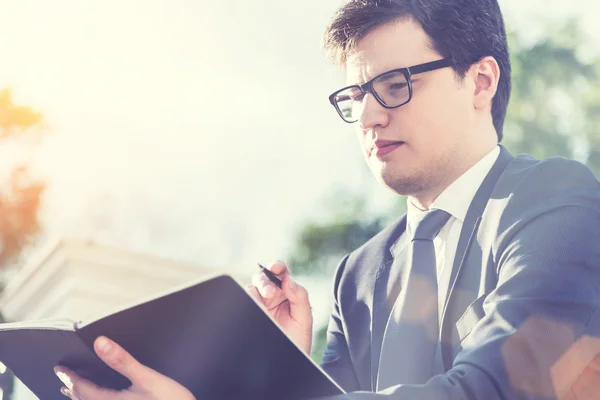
[
  {"xmin": 0, "ymin": 88, "xmax": 45, "ymax": 272},
  {"xmin": 288, "ymin": 189, "xmax": 404, "ymax": 276},
  {"xmin": 504, "ymin": 20, "xmax": 600, "ymax": 173}
]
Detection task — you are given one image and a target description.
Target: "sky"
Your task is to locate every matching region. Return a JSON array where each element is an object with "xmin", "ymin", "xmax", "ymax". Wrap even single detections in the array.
[
  {"xmin": 0, "ymin": 0, "xmax": 368, "ymax": 271},
  {"xmin": 1, "ymin": 0, "xmax": 600, "ymax": 323}
]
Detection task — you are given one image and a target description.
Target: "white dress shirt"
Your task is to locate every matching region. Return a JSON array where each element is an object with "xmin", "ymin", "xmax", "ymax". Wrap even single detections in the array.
[{"xmin": 405, "ymin": 145, "xmax": 501, "ymax": 310}]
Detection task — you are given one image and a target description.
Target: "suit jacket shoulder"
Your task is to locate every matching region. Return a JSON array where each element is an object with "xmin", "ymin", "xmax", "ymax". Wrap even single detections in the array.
[
  {"xmin": 485, "ymin": 154, "xmax": 600, "ymax": 260},
  {"xmin": 496, "ymin": 153, "xmax": 600, "ymax": 203}
]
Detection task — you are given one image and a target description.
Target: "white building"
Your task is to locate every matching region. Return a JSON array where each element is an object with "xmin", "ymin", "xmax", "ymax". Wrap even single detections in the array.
[{"xmin": 0, "ymin": 239, "xmax": 249, "ymax": 400}]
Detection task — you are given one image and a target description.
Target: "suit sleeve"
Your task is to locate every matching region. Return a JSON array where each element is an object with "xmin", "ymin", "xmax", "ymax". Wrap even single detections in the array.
[
  {"xmin": 316, "ymin": 183, "xmax": 600, "ymax": 399},
  {"xmin": 320, "ymin": 254, "xmax": 362, "ymax": 393}
]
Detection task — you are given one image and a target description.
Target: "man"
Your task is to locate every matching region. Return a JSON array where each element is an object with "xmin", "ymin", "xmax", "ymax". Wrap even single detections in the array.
[{"xmin": 56, "ymin": 0, "xmax": 600, "ymax": 399}]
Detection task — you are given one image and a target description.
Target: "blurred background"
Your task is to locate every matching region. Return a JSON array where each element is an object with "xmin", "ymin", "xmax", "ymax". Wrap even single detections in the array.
[{"xmin": 0, "ymin": 0, "xmax": 599, "ymax": 398}]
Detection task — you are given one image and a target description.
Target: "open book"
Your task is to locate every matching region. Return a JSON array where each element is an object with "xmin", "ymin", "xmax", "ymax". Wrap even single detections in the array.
[{"xmin": 0, "ymin": 274, "xmax": 345, "ymax": 400}]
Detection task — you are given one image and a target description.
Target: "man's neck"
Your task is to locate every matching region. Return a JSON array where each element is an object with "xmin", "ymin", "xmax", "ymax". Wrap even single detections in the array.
[{"xmin": 409, "ymin": 143, "xmax": 498, "ymax": 210}]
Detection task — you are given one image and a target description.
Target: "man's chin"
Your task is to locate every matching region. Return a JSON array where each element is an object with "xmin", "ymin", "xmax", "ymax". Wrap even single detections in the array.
[
  {"xmin": 378, "ymin": 176, "xmax": 415, "ymax": 197},
  {"xmin": 375, "ymin": 170, "xmax": 424, "ymax": 197}
]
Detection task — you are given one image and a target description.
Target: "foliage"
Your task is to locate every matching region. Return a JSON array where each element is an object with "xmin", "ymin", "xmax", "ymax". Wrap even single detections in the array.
[
  {"xmin": 504, "ymin": 20, "xmax": 600, "ymax": 173},
  {"xmin": 289, "ymin": 201, "xmax": 385, "ymax": 275},
  {"xmin": 288, "ymin": 189, "xmax": 407, "ymax": 277},
  {"xmin": 0, "ymin": 90, "xmax": 43, "ymax": 139},
  {"xmin": 0, "ymin": 88, "xmax": 45, "ymax": 271}
]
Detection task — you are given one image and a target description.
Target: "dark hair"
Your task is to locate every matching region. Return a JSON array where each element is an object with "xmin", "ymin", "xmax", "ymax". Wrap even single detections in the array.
[{"xmin": 322, "ymin": 0, "xmax": 511, "ymax": 141}]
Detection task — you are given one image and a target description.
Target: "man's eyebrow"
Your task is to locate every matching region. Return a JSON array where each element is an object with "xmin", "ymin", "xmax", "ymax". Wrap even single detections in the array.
[
  {"xmin": 348, "ymin": 70, "xmax": 402, "ymax": 87},
  {"xmin": 375, "ymin": 70, "xmax": 405, "ymax": 83}
]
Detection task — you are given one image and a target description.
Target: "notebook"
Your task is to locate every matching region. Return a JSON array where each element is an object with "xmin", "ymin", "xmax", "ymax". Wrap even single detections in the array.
[{"xmin": 0, "ymin": 274, "xmax": 344, "ymax": 400}]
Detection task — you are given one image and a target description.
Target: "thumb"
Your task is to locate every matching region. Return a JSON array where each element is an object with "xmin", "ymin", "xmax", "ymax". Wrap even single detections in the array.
[
  {"xmin": 94, "ymin": 336, "xmax": 156, "ymax": 388},
  {"xmin": 280, "ymin": 275, "xmax": 312, "ymax": 325}
]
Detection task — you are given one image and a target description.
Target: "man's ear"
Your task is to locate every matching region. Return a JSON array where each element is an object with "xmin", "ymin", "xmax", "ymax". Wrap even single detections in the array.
[{"xmin": 471, "ymin": 56, "xmax": 500, "ymax": 110}]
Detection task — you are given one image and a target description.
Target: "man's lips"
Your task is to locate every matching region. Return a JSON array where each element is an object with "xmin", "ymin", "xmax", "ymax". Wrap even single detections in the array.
[{"xmin": 370, "ymin": 140, "xmax": 405, "ymax": 158}]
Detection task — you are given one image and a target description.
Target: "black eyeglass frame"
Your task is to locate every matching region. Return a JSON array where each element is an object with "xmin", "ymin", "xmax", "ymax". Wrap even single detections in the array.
[{"xmin": 328, "ymin": 58, "xmax": 456, "ymax": 123}]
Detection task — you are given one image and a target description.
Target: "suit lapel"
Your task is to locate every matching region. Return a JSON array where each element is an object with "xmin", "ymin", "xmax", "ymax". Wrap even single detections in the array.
[
  {"xmin": 369, "ymin": 145, "xmax": 513, "ymax": 382},
  {"xmin": 438, "ymin": 145, "xmax": 513, "ymax": 369},
  {"xmin": 370, "ymin": 216, "xmax": 407, "ymax": 390}
]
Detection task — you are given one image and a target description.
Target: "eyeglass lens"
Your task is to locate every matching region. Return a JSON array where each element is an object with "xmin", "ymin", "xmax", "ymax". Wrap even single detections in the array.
[{"xmin": 333, "ymin": 70, "xmax": 410, "ymax": 122}]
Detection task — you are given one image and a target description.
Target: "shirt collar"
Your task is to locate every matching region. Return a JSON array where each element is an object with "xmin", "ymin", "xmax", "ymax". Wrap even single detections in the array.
[{"xmin": 407, "ymin": 145, "xmax": 500, "ymax": 236}]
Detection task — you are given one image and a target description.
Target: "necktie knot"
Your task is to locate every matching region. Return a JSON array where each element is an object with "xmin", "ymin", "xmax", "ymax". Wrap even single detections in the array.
[{"xmin": 412, "ymin": 209, "xmax": 451, "ymax": 241}]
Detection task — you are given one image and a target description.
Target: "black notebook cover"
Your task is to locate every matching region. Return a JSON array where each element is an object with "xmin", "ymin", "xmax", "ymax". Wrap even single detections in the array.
[{"xmin": 0, "ymin": 274, "xmax": 344, "ymax": 400}]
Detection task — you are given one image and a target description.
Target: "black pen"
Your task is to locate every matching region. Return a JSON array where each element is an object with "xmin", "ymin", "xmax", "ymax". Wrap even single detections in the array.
[{"xmin": 257, "ymin": 263, "xmax": 282, "ymax": 289}]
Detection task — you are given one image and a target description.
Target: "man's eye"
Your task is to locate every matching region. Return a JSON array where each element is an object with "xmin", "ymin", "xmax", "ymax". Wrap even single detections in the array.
[
  {"xmin": 352, "ymin": 92, "xmax": 366, "ymax": 101},
  {"xmin": 389, "ymin": 82, "xmax": 408, "ymax": 90}
]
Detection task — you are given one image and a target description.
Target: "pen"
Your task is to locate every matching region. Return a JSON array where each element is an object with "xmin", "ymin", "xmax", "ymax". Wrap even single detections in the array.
[{"xmin": 257, "ymin": 263, "xmax": 282, "ymax": 289}]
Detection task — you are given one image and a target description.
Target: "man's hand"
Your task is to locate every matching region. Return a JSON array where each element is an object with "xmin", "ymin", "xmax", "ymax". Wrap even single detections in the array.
[
  {"xmin": 248, "ymin": 260, "xmax": 313, "ymax": 354},
  {"xmin": 55, "ymin": 336, "xmax": 195, "ymax": 400}
]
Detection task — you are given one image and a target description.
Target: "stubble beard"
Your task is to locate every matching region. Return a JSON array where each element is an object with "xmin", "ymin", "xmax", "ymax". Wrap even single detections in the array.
[{"xmin": 373, "ymin": 158, "xmax": 449, "ymax": 202}]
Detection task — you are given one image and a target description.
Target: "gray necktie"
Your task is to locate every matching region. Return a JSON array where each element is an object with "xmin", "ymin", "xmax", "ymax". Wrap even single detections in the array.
[{"xmin": 377, "ymin": 209, "xmax": 451, "ymax": 390}]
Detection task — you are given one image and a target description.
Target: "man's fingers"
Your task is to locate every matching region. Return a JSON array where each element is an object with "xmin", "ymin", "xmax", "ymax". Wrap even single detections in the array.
[
  {"xmin": 266, "ymin": 260, "xmax": 290, "ymax": 276},
  {"xmin": 54, "ymin": 366, "xmax": 116, "ymax": 400},
  {"xmin": 70, "ymin": 379, "xmax": 116, "ymax": 400},
  {"xmin": 280, "ymin": 273, "xmax": 307, "ymax": 305},
  {"xmin": 280, "ymin": 274, "xmax": 312, "ymax": 324},
  {"xmin": 246, "ymin": 284, "xmax": 267, "ymax": 310},
  {"xmin": 54, "ymin": 366, "xmax": 75, "ymax": 392},
  {"xmin": 251, "ymin": 261, "xmax": 312, "ymax": 324},
  {"xmin": 252, "ymin": 261, "xmax": 289, "ymax": 299},
  {"xmin": 251, "ymin": 271, "xmax": 276, "ymax": 298},
  {"xmin": 60, "ymin": 386, "xmax": 75, "ymax": 399},
  {"xmin": 93, "ymin": 336, "xmax": 156, "ymax": 388}
]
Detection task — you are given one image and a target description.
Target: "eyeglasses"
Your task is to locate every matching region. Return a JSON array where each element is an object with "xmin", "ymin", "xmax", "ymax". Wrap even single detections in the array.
[{"xmin": 328, "ymin": 58, "xmax": 456, "ymax": 123}]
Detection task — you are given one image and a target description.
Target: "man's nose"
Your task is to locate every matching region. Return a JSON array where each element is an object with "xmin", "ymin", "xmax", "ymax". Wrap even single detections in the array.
[{"xmin": 357, "ymin": 93, "xmax": 389, "ymax": 130}]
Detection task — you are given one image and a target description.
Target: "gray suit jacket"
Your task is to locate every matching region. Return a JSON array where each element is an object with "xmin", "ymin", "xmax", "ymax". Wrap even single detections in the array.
[{"xmin": 318, "ymin": 146, "xmax": 600, "ymax": 400}]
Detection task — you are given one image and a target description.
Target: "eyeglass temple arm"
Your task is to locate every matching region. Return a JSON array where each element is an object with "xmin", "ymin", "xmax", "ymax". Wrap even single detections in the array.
[{"xmin": 408, "ymin": 58, "xmax": 456, "ymax": 75}]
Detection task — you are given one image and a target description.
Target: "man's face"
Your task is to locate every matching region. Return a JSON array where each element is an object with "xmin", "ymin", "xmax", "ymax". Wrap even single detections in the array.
[{"xmin": 346, "ymin": 18, "xmax": 475, "ymax": 199}]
